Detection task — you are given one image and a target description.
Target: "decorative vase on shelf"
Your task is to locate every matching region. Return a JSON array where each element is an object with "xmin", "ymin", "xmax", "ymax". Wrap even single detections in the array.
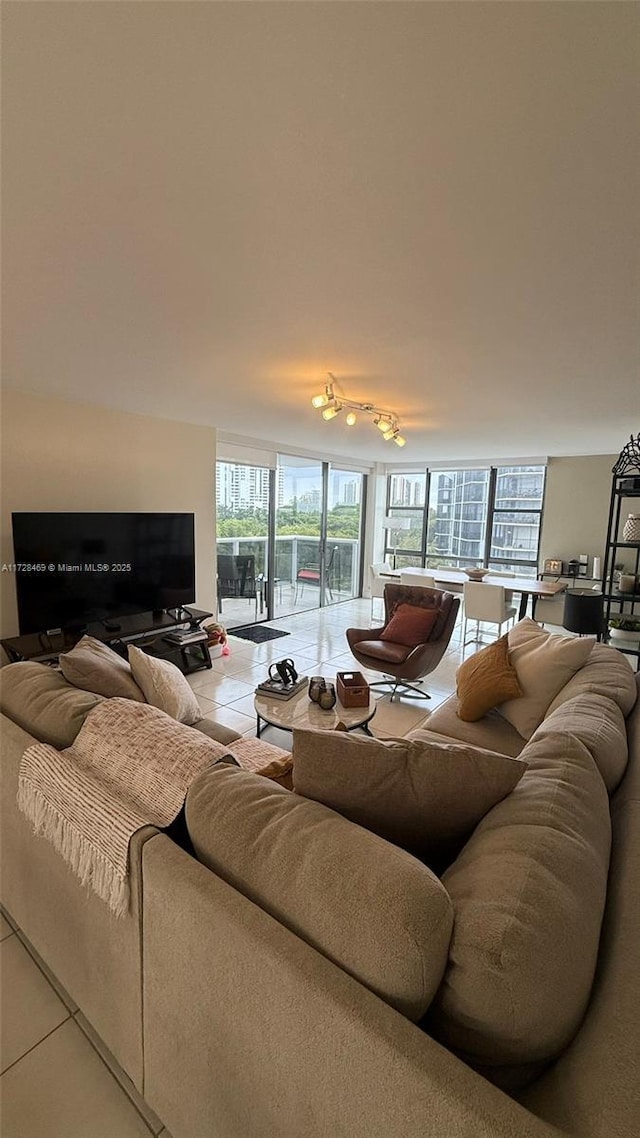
[{"xmin": 622, "ymin": 513, "xmax": 640, "ymax": 542}]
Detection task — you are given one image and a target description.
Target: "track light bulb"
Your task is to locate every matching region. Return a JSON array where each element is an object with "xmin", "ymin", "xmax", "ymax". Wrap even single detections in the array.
[
  {"xmin": 376, "ymin": 417, "xmax": 392, "ymax": 432},
  {"xmin": 393, "ymin": 433, "xmax": 406, "ymax": 447},
  {"xmin": 382, "ymin": 425, "xmax": 396, "ymax": 440},
  {"xmin": 312, "ymin": 392, "xmax": 330, "ymax": 409},
  {"xmin": 345, "ymin": 411, "xmax": 357, "ymax": 427},
  {"xmin": 322, "ymin": 403, "xmax": 342, "ymax": 421}
]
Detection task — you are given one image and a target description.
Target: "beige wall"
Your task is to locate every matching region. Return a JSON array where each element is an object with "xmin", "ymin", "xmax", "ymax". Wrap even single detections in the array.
[
  {"xmin": 0, "ymin": 391, "xmax": 217, "ymax": 639},
  {"xmin": 540, "ymin": 454, "xmax": 618, "ymax": 575}
]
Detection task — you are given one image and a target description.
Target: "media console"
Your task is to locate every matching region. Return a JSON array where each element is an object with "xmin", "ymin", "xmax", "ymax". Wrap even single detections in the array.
[{"xmin": 1, "ymin": 607, "xmax": 214, "ymax": 675}]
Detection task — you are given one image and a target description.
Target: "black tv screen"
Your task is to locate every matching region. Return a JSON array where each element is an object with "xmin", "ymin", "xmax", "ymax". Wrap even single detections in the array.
[{"xmin": 11, "ymin": 512, "xmax": 196, "ymax": 634}]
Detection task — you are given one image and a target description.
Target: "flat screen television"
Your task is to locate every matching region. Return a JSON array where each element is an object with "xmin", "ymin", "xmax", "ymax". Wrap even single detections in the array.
[{"xmin": 11, "ymin": 512, "xmax": 196, "ymax": 634}]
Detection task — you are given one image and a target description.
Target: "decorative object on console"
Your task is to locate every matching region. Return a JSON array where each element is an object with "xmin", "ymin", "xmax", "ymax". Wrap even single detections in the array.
[
  {"xmin": 543, "ymin": 558, "xmax": 563, "ymax": 575},
  {"xmin": 623, "ymin": 514, "xmax": 640, "ymax": 542},
  {"xmin": 311, "ymin": 373, "xmax": 406, "ymax": 446},
  {"xmin": 618, "ymin": 574, "xmax": 637, "ymax": 594}
]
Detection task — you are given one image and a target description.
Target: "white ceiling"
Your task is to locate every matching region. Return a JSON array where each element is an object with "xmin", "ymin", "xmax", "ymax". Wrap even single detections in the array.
[{"xmin": 3, "ymin": 1, "xmax": 639, "ymax": 463}]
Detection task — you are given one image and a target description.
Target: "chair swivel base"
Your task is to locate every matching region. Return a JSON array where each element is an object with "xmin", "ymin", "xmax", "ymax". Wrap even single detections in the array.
[{"xmin": 368, "ymin": 678, "xmax": 432, "ymax": 702}]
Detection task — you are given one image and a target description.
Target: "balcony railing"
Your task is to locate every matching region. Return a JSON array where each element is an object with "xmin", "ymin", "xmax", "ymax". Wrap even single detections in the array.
[{"xmin": 216, "ymin": 534, "xmax": 360, "ymax": 616}]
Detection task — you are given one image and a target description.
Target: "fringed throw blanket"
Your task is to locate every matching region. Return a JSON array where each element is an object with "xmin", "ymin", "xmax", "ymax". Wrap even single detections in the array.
[{"xmin": 18, "ymin": 699, "xmax": 235, "ymax": 917}]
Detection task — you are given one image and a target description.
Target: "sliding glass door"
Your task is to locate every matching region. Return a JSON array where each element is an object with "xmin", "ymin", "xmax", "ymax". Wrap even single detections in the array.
[
  {"xmin": 216, "ymin": 456, "xmax": 366, "ymax": 624},
  {"xmin": 325, "ymin": 468, "xmax": 364, "ymax": 605},
  {"xmin": 215, "ymin": 461, "xmax": 270, "ymax": 630}
]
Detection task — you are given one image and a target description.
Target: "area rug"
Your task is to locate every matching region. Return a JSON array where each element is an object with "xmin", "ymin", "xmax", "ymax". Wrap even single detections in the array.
[
  {"xmin": 369, "ymin": 695, "xmax": 431, "ymax": 740},
  {"xmin": 231, "ymin": 625, "xmax": 291, "ymax": 643}
]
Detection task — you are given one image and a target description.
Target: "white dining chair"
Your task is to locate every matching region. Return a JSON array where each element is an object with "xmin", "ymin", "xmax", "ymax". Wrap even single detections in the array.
[
  {"xmin": 400, "ymin": 571, "xmax": 437, "ymax": 589},
  {"xmin": 369, "ymin": 563, "xmax": 391, "ymax": 620},
  {"xmin": 463, "ymin": 582, "xmax": 517, "ymax": 648},
  {"xmin": 486, "ymin": 569, "xmax": 516, "ymax": 604}
]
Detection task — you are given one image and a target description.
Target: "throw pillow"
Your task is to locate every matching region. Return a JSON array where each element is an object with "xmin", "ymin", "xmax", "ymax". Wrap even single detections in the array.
[
  {"xmin": 128, "ymin": 645, "xmax": 201, "ymax": 725},
  {"xmin": 59, "ymin": 635, "xmax": 145, "ymax": 702},
  {"xmin": 380, "ymin": 603, "xmax": 438, "ymax": 647},
  {"xmin": 292, "ymin": 728, "xmax": 526, "ymax": 865},
  {"xmin": 455, "ymin": 635, "xmax": 523, "ymax": 722},
  {"xmin": 497, "ymin": 619, "xmax": 595, "ymax": 740}
]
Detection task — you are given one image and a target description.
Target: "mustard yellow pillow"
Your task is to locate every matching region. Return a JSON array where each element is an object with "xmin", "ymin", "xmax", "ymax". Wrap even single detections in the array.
[{"xmin": 456, "ymin": 635, "xmax": 523, "ymax": 722}]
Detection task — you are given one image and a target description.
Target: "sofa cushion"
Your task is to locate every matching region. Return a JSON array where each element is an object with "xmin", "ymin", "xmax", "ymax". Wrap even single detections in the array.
[
  {"xmin": 59, "ymin": 635, "xmax": 145, "ymax": 702},
  {"xmin": 545, "ymin": 641, "xmax": 637, "ymax": 719},
  {"xmin": 497, "ymin": 619, "xmax": 595, "ymax": 739},
  {"xmin": 455, "ymin": 635, "xmax": 523, "ymax": 722},
  {"xmin": 292, "ymin": 727, "xmax": 526, "ymax": 865},
  {"xmin": 429, "ymin": 728, "xmax": 611, "ymax": 1081},
  {"xmin": 128, "ymin": 645, "xmax": 201, "ymax": 725},
  {"xmin": 541, "ymin": 693, "xmax": 629, "ymax": 794},
  {"xmin": 381, "ymin": 603, "xmax": 439, "ymax": 646},
  {"xmin": 0, "ymin": 661, "xmax": 103, "ymax": 749},
  {"xmin": 185, "ymin": 763, "xmax": 453, "ymax": 1021},
  {"xmin": 415, "ymin": 696, "xmax": 525, "ymax": 757}
]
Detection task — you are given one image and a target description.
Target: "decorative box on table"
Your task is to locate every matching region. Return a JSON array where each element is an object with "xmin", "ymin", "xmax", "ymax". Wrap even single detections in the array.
[{"xmin": 336, "ymin": 671, "xmax": 370, "ymax": 707}]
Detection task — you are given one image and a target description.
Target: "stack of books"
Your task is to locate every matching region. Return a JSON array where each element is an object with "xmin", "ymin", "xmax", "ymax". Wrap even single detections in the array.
[
  {"xmin": 163, "ymin": 629, "xmax": 207, "ymax": 646},
  {"xmin": 255, "ymin": 675, "xmax": 308, "ymax": 701}
]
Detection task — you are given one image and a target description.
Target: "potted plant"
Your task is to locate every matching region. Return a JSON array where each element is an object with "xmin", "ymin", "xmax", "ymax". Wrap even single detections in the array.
[{"xmin": 608, "ymin": 615, "xmax": 640, "ymax": 649}]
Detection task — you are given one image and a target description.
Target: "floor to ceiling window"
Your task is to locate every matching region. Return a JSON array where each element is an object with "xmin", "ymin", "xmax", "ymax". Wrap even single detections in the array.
[
  {"xmin": 384, "ymin": 464, "xmax": 546, "ymax": 574},
  {"xmin": 276, "ymin": 457, "xmax": 365, "ymax": 617},
  {"xmin": 216, "ymin": 456, "xmax": 366, "ymax": 626},
  {"xmin": 215, "ymin": 461, "xmax": 271, "ymax": 629}
]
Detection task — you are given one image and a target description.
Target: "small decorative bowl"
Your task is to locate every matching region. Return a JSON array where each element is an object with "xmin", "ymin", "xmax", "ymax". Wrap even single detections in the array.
[{"xmin": 464, "ymin": 567, "xmax": 489, "ymax": 581}]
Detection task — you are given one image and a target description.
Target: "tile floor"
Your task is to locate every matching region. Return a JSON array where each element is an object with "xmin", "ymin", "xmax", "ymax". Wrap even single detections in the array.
[{"xmin": 2, "ymin": 596, "xmax": 553, "ymax": 1137}]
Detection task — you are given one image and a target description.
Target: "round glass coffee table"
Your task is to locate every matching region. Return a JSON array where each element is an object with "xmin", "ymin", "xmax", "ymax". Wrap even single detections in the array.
[{"xmin": 254, "ymin": 681, "xmax": 376, "ymax": 739}]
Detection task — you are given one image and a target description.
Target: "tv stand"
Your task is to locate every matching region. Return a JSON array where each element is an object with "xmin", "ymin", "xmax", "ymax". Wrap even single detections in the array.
[{"xmin": 1, "ymin": 607, "xmax": 214, "ymax": 675}]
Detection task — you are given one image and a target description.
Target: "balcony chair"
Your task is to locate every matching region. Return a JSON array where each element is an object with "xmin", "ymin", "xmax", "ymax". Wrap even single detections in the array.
[
  {"xmin": 217, "ymin": 553, "xmax": 262, "ymax": 621},
  {"xmin": 346, "ymin": 583, "xmax": 460, "ymax": 701},
  {"xmin": 462, "ymin": 581, "xmax": 517, "ymax": 648},
  {"xmin": 369, "ymin": 562, "xmax": 392, "ymax": 620},
  {"xmin": 294, "ymin": 545, "xmax": 338, "ymax": 603}
]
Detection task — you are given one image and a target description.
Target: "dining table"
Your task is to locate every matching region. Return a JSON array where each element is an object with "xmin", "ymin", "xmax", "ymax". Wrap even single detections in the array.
[{"xmin": 383, "ymin": 567, "xmax": 567, "ymax": 621}]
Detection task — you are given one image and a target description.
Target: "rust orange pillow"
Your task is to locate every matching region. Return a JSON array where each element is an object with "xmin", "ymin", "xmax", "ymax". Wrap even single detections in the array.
[
  {"xmin": 456, "ymin": 635, "xmax": 523, "ymax": 722},
  {"xmin": 380, "ymin": 603, "xmax": 439, "ymax": 647}
]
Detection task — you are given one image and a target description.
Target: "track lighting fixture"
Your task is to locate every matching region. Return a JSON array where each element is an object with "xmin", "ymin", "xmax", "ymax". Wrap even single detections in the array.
[{"xmin": 310, "ymin": 374, "xmax": 406, "ymax": 445}]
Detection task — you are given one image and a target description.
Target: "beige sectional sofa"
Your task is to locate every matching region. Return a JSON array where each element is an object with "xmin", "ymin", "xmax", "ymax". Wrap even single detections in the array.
[{"xmin": 1, "ymin": 638, "xmax": 639, "ymax": 1138}]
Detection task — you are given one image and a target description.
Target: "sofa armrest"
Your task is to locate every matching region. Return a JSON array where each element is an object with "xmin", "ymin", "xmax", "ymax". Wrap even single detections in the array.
[
  {"xmin": 142, "ymin": 835, "xmax": 562, "ymax": 1138},
  {"xmin": 191, "ymin": 717, "xmax": 243, "ymax": 746}
]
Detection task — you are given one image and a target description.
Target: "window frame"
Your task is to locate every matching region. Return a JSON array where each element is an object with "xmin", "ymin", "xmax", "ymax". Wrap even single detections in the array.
[{"xmin": 383, "ymin": 464, "xmax": 546, "ymax": 574}]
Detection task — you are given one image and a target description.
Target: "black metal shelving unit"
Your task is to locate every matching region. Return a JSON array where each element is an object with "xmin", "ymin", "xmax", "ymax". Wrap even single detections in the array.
[{"xmin": 602, "ymin": 437, "xmax": 640, "ymax": 672}]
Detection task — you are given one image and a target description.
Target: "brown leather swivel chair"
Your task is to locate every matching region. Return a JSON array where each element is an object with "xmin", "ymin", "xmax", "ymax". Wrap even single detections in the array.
[{"xmin": 346, "ymin": 583, "xmax": 460, "ymax": 701}]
